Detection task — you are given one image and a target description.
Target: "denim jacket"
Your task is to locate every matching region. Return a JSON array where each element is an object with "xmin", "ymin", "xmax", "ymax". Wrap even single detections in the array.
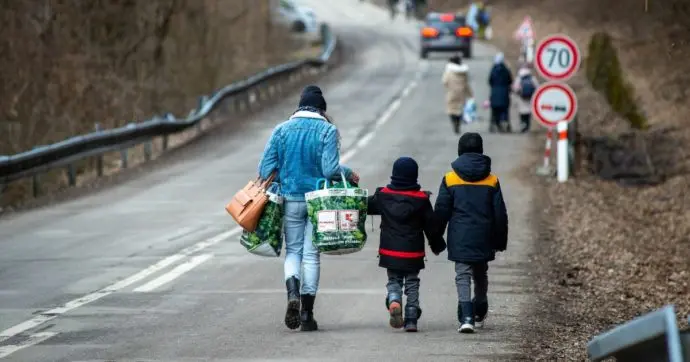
[{"xmin": 258, "ymin": 110, "xmax": 352, "ymax": 201}]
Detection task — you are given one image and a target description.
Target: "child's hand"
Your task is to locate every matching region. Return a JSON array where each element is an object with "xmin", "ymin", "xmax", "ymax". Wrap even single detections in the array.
[{"xmin": 432, "ymin": 241, "xmax": 446, "ymax": 255}]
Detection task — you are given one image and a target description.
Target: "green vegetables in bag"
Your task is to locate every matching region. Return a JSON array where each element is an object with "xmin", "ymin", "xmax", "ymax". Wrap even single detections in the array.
[
  {"xmin": 305, "ymin": 177, "xmax": 368, "ymax": 255},
  {"xmin": 239, "ymin": 191, "xmax": 284, "ymax": 257}
]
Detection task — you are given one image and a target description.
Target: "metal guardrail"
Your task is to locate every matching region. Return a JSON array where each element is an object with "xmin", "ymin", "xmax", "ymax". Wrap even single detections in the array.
[
  {"xmin": 0, "ymin": 23, "xmax": 337, "ymax": 191},
  {"xmin": 587, "ymin": 305, "xmax": 690, "ymax": 362}
]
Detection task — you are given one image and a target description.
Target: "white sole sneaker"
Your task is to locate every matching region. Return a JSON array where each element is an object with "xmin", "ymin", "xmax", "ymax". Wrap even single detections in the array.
[
  {"xmin": 458, "ymin": 323, "xmax": 475, "ymax": 333},
  {"xmin": 475, "ymin": 320, "xmax": 484, "ymax": 328}
]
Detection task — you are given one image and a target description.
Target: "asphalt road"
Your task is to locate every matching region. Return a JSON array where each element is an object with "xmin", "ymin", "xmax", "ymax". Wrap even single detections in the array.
[{"xmin": 0, "ymin": 1, "xmax": 535, "ymax": 361}]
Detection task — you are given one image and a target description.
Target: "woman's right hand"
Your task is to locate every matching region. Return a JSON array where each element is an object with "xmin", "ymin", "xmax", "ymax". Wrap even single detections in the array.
[{"xmin": 350, "ymin": 171, "xmax": 360, "ymax": 184}]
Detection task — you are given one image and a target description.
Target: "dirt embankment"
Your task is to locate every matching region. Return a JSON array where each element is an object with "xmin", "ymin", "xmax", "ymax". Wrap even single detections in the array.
[
  {"xmin": 0, "ymin": 0, "xmax": 315, "ymax": 207},
  {"xmin": 424, "ymin": 0, "xmax": 690, "ymax": 359}
]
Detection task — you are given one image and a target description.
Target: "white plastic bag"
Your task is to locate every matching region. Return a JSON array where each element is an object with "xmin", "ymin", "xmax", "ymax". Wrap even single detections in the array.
[
  {"xmin": 484, "ymin": 26, "xmax": 493, "ymax": 40},
  {"xmin": 463, "ymin": 98, "xmax": 477, "ymax": 123}
]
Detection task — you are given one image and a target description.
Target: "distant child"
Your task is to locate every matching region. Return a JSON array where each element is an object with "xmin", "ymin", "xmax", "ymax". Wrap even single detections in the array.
[
  {"xmin": 367, "ymin": 157, "xmax": 446, "ymax": 332},
  {"xmin": 434, "ymin": 133, "xmax": 509, "ymax": 333},
  {"xmin": 512, "ymin": 65, "xmax": 539, "ymax": 133}
]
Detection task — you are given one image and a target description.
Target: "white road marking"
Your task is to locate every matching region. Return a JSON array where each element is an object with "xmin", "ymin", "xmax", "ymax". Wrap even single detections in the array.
[
  {"xmin": 133, "ymin": 253, "xmax": 214, "ymax": 293},
  {"xmin": 341, "ymin": 62, "xmax": 428, "ymax": 163},
  {"xmin": 0, "ymin": 332, "xmax": 58, "ymax": 359},
  {"xmin": 178, "ymin": 288, "xmax": 386, "ymax": 295},
  {"xmin": 0, "ymin": 228, "xmax": 240, "ymax": 344}
]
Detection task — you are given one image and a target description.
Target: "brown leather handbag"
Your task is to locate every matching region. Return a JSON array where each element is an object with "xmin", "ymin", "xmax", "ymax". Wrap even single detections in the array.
[{"xmin": 225, "ymin": 172, "xmax": 277, "ymax": 232}]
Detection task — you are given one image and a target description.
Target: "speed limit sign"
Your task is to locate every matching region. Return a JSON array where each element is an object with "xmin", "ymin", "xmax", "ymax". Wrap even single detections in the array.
[{"xmin": 535, "ymin": 34, "xmax": 581, "ymax": 81}]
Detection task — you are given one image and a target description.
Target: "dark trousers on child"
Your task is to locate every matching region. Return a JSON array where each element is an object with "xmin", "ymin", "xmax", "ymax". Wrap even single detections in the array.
[
  {"xmin": 454, "ymin": 262, "xmax": 488, "ymax": 304},
  {"xmin": 519, "ymin": 113, "xmax": 531, "ymax": 133},
  {"xmin": 386, "ymin": 269, "xmax": 420, "ymax": 308}
]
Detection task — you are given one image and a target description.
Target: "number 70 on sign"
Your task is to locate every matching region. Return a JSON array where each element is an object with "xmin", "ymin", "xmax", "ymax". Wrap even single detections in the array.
[{"xmin": 535, "ymin": 34, "xmax": 581, "ymax": 82}]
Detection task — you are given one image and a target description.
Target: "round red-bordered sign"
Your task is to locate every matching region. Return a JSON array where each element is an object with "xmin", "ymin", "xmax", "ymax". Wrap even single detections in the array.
[
  {"xmin": 531, "ymin": 82, "xmax": 578, "ymax": 128},
  {"xmin": 535, "ymin": 34, "xmax": 581, "ymax": 81}
]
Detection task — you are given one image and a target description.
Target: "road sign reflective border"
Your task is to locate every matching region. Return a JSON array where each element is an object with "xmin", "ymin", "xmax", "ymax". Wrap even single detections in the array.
[
  {"xmin": 531, "ymin": 82, "xmax": 578, "ymax": 128},
  {"xmin": 535, "ymin": 34, "xmax": 581, "ymax": 81}
]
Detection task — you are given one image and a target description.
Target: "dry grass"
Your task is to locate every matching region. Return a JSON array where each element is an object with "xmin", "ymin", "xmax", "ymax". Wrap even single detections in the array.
[
  {"xmin": 419, "ymin": 0, "xmax": 690, "ymax": 359},
  {"xmin": 0, "ymin": 0, "xmax": 319, "ymax": 207}
]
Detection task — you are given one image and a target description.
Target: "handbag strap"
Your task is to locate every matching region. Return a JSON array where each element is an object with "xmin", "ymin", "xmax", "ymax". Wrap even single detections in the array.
[{"xmin": 258, "ymin": 171, "xmax": 277, "ymax": 189}]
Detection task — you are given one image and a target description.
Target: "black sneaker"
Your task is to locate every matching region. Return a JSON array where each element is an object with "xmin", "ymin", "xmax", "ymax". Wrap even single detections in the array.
[
  {"xmin": 457, "ymin": 301, "xmax": 475, "ymax": 333},
  {"xmin": 403, "ymin": 306, "xmax": 420, "ymax": 332},
  {"xmin": 387, "ymin": 295, "xmax": 404, "ymax": 329},
  {"xmin": 473, "ymin": 298, "xmax": 489, "ymax": 328}
]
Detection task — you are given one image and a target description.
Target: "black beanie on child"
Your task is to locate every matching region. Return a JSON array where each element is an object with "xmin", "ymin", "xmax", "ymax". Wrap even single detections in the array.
[
  {"xmin": 458, "ymin": 132, "xmax": 484, "ymax": 156},
  {"xmin": 388, "ymin": 157, "xmax": 421, "ymax": 191},
  {"xmin": 298, "ymin": 85, "xmax": 327, "ymax": 112}
]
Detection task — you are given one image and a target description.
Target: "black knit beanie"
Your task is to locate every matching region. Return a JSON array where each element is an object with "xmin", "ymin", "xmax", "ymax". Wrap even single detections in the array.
[
  {"xmin": 458, "ymin": 132, "xmax": 484, "ymax": 156},
  {"xmin": 298, "ymin": 85, "xmax": 327, "ymax": 112},
  {"xmin": 388, "ymin": 157, "xmax": 421, "ymax": 191}
]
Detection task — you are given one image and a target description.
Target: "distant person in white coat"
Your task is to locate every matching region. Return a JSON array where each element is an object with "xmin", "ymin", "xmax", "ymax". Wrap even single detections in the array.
[
  {"xmin": 512, "ymin": 66, "xmax": 539, "ymax": 133},
  {"xmin": 442, "ymin": 55, "xmax": 473, "ymax": 135}
]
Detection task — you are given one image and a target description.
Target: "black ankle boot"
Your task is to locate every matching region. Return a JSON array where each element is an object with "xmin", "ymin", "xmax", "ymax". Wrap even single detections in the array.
[
  {"xmin": 284, "ymin": 277, "xmax": 301, "ymax": 330},
  {"xmin": 300, "ymin": 294, "xmax": 318, "ymax": 331},
  {"xmin": 403, "ymin": 306, "xmax": 419, "ymax": 332}
]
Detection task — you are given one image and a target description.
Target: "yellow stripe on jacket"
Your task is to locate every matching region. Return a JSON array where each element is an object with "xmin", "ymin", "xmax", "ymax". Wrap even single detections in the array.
[{"xmin": 444, "ymin": 171, "xmax": 498, "ymax": 188}]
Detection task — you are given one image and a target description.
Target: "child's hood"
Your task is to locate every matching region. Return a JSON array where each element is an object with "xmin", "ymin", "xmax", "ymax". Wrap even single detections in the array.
[
  {"xmin": 375, "ymin": 187, "xmax": 431, "ymax": 220},
  {"xmin": 451, "ymin": 153, "xmax": 492, "ymax": 182}
]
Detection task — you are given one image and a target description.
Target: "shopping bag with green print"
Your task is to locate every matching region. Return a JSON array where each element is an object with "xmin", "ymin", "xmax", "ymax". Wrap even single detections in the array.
[
  {"xmin": 305, "ymin": 174, "xmax": 368, "ymax": 255},
  {"xmin": 239, "ymin": 188, "xmax": 284, "ymax": 257}
]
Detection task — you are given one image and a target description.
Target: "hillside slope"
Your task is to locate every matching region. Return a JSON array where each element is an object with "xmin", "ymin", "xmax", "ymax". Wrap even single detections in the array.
[{"xmin": 0, "ymin": 0, "xmax": 300, "ymax": 155}]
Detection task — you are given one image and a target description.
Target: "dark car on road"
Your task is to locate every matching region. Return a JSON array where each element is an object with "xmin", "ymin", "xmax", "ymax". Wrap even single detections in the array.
[{"xmin": 420, "ymin": 12, "xmax": 473, "ymax": 59}]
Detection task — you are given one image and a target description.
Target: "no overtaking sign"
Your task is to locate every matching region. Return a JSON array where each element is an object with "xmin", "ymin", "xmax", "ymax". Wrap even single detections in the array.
[{"xmin": 531, "ymin": 82, "xmax": 578, "ymax": 128}]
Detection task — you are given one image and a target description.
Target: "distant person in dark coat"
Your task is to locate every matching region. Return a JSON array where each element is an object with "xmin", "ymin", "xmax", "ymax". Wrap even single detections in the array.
[
  {"xmin": 434, "ymin": 132, "xmax": 509, "ymax": 334},
  {"xmin": 488, "ymin": 53, "xmax": 514, "ymax": 133},
  {"xmin": 367, "ymin": 157, "xmax": 446, "ymax": 332}
]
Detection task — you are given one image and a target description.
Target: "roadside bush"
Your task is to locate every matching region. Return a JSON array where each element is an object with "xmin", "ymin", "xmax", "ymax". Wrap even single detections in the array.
[{"xmin": 586, "ymin": 32, "xmax": 648, "ymax": 129}]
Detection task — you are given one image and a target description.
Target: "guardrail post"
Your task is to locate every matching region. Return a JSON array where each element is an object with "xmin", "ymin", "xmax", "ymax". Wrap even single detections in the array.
[
  {"xmin": 162, "ymin": 114, "xmax": 173, "ymax": 151},
  {"xmin": 248, "ymin": 91, "xmax": 257, "ymax": 110},
  {"xmin": 31, "ymin": 146, "xmax": 40, "ymax": 197},
  {"xmin": 120, "ymin": 148, "xmax": 128, "ymax": 169},
  {"xmin": 32, "ymin": 174, "xmax": 39, "ymax": 197},
  {"xmin": 144, "ymin": 140, "xmax": 152, "ymax": 162},
  {"xmin": 66, "ymin": 164, "xmax": 76, "ymax": 186},
  {"xmin": 94, "ymin": 123, "xmax": 104, "ymax": 177},
  {"xmin": 236, "ymin": 97, "xmax": 242, "ymax": 113}
]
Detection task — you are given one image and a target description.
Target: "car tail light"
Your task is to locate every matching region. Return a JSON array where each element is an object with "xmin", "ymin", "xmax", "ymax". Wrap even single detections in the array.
[
  {"xmin": 421, "ymin": 27, "xmax": 440, "ymax": 38},
  {"xmin": 456, "ymin": 27, "xmax": 473, "ymax": 37},
  {"xmin": 439, "ymin": 13, "xmax": 455, "ymax": 22}
]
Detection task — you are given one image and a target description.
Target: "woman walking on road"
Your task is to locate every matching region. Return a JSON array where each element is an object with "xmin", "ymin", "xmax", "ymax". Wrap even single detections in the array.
[
  {"xmin": 442, "ymin": 55, "xmax": 473, "ymax": 135},
  {"xmin": 488, "ymin": 53, "xmax": 513, "ymax": 133},
  {"xmin": 258, "ymin": 85, "xmax": 359, "ymax": 332}
]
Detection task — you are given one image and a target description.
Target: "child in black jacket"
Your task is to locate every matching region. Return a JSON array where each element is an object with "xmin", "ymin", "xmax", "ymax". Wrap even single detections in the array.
[
  {"xmin": 434, "ymin": 132, "xmax": 509, "ymax": 334},
  {"xmin": 367, "ymin": 157, "xmax": 446, "ymax": 332}
]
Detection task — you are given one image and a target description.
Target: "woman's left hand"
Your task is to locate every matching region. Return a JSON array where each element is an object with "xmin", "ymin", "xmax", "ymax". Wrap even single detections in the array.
[{"xmin": 350, "ymin": 171, "xmax": 360, "ymax": 184}]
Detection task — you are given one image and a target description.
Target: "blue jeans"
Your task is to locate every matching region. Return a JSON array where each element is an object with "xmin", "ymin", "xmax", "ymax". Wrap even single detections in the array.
[{"xmin": 284, "ymin": 201, "xmax": 320, "ymax": 295}]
